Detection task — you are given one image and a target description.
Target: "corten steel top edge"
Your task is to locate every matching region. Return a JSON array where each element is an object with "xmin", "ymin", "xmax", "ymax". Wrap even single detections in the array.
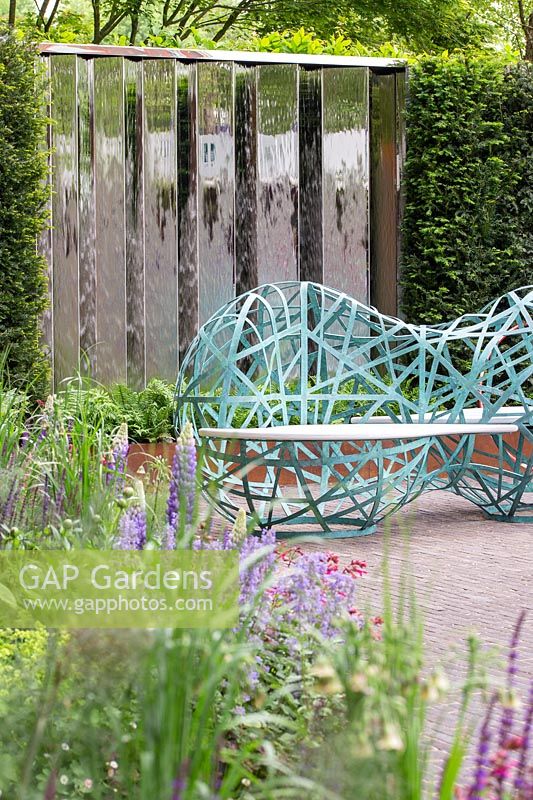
[{"xmin": 38, "ymin": 42, "xmax": 406, "ymax": 69}]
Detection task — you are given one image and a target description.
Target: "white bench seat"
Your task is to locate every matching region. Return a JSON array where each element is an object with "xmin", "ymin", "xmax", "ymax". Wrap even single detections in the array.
[
  {"xmin": 200, "ymin": 421, "xmax": 518, "ymax": 442},
  {"xmin": 350, "ymin": 406, "xmax": 526, "ymax": 425}
]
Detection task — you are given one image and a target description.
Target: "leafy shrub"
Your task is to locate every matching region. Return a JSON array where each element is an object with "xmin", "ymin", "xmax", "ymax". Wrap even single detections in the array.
[
  {"xmin": 401, "ymin": 55, "xmax": 533, "ymax": 325},
  {"xmin": 0, "ymin": 29, "xmax": 49, "ymax": 396}
]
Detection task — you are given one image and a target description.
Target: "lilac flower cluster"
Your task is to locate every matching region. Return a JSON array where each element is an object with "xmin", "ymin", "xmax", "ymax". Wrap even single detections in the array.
[
  {"xmin": 116, "ymin": 505, "xmax": 147, "ymax": 550},
  {"xmin": 270, "ymin": 550, "xmax": 360, "ymax": 641}
]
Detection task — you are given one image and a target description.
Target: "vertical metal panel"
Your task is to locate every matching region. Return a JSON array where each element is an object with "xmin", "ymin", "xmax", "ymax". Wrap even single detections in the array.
[
  {"xmin": 124, "ymin": 59, "xmax": 145, "ymax": 389},
  {"xmin": 298, "ymin": 67, "xmax": 323, "ymax": 284},
  {"xmin": 50, "ymin": 55, "xmax": 79, "ymax": 385},
  {"xmin": 256, "ymin": 64, "xmax": 299, "ymax": 284},
  {"xmin": 197, "ymin": 62, "xmax": 235, "ymax": 324},
  {"xmin": 323, "ymin": 68, "xmax": 369, "ymax": 303},
  {"xmin": 143, "ymin": 59, "xmax": 178, "ymax": 380},
  {"xmin": 395, "ymin": 70, "xmax": 407, "ymax": 317},
  {"xmin": 77, "ymin": 57, "xmax": 96, "ymax": 376},
  {"xmin": 235, "ymin": 64, "xmax": 258, "ymax": 295},
  {"xmin": 94, "ymin": 57, "xmax": 127, "ymax": 384},
  {"xmin": 370, "ymin": 71, "xmax": 397, "ymax": 316},
  {"xmin": 177, "ymin": 62, "xmax": 199, "ymax": 363},
  {"xmin": 38, "ymin": 57, "xmax": 54, "ymax": 381}
]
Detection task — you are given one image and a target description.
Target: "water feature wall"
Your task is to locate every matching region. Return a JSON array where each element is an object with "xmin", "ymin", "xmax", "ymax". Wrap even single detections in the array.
[{"xmin": 39, "ymin": 44, "xmax": 406, "ymax": 388}]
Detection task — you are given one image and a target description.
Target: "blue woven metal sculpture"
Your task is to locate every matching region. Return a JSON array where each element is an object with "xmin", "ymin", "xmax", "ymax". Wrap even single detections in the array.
[{"xmin": 175, "ymin": 282, "xmax": 532, "ymax": 534}]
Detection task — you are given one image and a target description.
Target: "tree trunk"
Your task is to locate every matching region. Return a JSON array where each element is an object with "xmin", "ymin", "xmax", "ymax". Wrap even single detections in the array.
[
  {"xmin": 129, "ymin": 13, "xmax": 139, "ymax": 44},
  {"xmin": 526, "ymin": 11, "xmax": 533, "ymax": 61},
  {"xmin": 92, "ymin": 0, "xmax": 101, "ymax": 44},
  {"xmin": 8, "ymin": 0, "xmax": 16, "ymax": 26}
]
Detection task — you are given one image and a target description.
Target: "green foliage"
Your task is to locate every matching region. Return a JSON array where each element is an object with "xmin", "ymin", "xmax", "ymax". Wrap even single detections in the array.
[
  {"xmin": 50, "ymin": 377, "xmax": 175, "ymax": 442},
  {"xmin": 0, "ymin": 29, "xmax": 50, "ymax": 396},
  {"xmin": 401, "ymin": 54, "xmax": 533, "ymax": 325},
  {"xmin": 251, "ymin": 28, "xmax": 406, "ymax": 58}
]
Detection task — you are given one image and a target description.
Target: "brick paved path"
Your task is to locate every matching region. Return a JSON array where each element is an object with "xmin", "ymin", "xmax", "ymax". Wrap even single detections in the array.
[{"xmin": 285, "ymin": 489, "xmax": 532, "ymax": 787}]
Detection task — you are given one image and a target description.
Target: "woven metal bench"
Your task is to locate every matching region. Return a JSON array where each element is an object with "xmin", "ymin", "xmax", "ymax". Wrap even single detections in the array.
[
  {"xmin": 175, "ymin": 281, "xmax": 533, "ymax": 535},
  {"xmin": 198, "ymin": 422, "xmax": 518, "ymax": 536}
]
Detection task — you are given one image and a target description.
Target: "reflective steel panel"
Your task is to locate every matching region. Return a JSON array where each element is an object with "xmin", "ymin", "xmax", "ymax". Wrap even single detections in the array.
[
  {"xmin": 370, "ymin": 71, "xmax": 397, "ymax": 316},
  {"xmin": 323, "ymin": 68, "xmax": 369, "ymax": 303},
  {"xmin": 256, "ymin": 64, "xmax": 298, "ymax": 284},
  {"xmin": 50, "ymin": 55, "xmax": 79, "ymax": 385},
  {"xmin": 235, "ymin": 64, "xmax": 257, "ymax": 295},
  {"xmin": 125, "ymin": 59, "xmax": 145, "ymax": 389},
  {"xmin": 94, "ymin": 57, "xmax": 126, "ymax": 384},
  {"xmin": 197, "ymin": 62, "xmax": 234, "ymax": 324},
  {"xmin": 38, "ymin": 57, "xmax": 54, "ymax": 379},
  {"xmin": 143, "ymin": 59, "xmax": 178, "ymax": 380},
  {"xmin": 298, "ymin": 67, "xmax": 323, "ymax": 284},
  {"xmin": 77, "ymin": 57, "xmax": 96, "ymax": 376},
  {"xmin": 395, "ymin": 70, "xmax": 407, "ymax": 315},
  {"xmin": 177, "ymin": 62, "xmax": 199, "ymax": 363}
]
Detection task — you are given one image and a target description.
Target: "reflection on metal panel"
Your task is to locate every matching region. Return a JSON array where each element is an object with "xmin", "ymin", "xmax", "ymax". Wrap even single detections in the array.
[
  {"xmin": 94, "ymin": 57, "xmax": 126, "ymax": 384},
  {"xmin": 370, "ymin": 71, "xmax": 397, "ymax": 316},
  {"xmin": 197, "ymin": 62, "xmax": 234, "ymax": 324},
  {"xmin": 124, "ymin": 59, "xmax": 145, "ymax": 389},
  {"xmin": 43, "ymin": 50, "xmax": 406, "ymax": 387},
  {"xmin": 323, "ymin": 68, "xmax": 369, "ymax": 303},
  {"xmin": 39, "ymin": 57, "xmax": 54, "ymax": 377},
  {"xmin": 143, "ymin": 59, "xmax": 178, "ymax": 380},
  {"xmin": 298, "ymin": 68, "xmax": 323, "ymax": 284},
  {"xmin": 395, "ymin": 70, "xmax": 407, "ymax": 316},
  {"xmin": 235, "ymin": 64, "xmax": 257, "ymax": 295},
  {"xmin": 50, "ymin": 55, "xmax": 79, "ymax": 385},
  {"xmin": 177, "ymin": 62, "xmax": 199, "ymax": 362},
  {"xmin": 256, "ymin": 65, "xmax": 298, "ymax": 284},
  {"xmin": 77, "ymin": 57, "xmax": 96, "ymax": 375}
]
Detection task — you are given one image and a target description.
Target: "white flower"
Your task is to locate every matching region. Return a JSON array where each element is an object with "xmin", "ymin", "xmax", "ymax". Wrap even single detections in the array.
[
  {"xmin": 83, "ymin": 778, "xmax": 93, "ymax": 790},
  {"xmin": 109, "ymin": 760, "xmax": 118, "ymax": 770},
  {"xmin": 377, "ymin": 723, "xmax": 404, "ymax": 752},
  {"xmin": 59, "ymin": 775, "xmax": 69, "ymax": 785},
  {"xmin": 61, "ymin": 742, "xmax": 70, "ymax": 751}
]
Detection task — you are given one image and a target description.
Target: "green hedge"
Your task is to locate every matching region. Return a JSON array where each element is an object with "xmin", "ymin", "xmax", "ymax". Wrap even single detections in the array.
[
  {"xmin": 0, "ymin": 29, "xmax": 49, "ymax": 395},
  {"xmin": 401, "ymin": 55, "xmax": 533, "ymax": 324}
]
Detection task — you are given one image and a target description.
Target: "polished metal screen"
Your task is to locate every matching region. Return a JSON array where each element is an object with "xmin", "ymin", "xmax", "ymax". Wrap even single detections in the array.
[{"xmin": 41, "ymin": 45, "xmax": 406, "ymax": 387}]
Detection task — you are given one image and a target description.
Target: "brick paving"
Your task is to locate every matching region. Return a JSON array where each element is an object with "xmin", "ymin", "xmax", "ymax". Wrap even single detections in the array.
[{"xmin": 282, "ymin": 489, "xmax": 532, "ymax": 785}]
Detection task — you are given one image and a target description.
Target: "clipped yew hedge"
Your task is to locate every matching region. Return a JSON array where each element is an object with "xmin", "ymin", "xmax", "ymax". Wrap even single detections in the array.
[
  {"xmin": 0, "ymin": 28, "xmax": 49, "ymax": 394},
  {"xmin": 401, "ymin": 56, "xmax": 533, "ymax": 324}
]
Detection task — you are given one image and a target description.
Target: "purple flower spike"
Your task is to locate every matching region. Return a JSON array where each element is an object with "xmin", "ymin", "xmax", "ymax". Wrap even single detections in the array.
[
  {"xmin": 514, "ymin": 679, "xmax": 533, "ymax": 796},
  {"xmin": 106, "ymin": 423, "xmax": 129, "ymax": 491},
  {"xmin": 469, "ymin": 695, "xmax": 496, "ymax": 799},
  {"xmin": 166, "ymin": 446, "xmax": 182, "ymax": 533},
  {"xmin": 116, "ymin": 505, "xmax": 147, "ymax": 550},
  {"xmin": 166, "ymin": 422, "xmax": 198, "ymax": 544}
]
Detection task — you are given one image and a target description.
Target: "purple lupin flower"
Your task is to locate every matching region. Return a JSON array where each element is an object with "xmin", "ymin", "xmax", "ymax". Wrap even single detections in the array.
[
  {"xmin": 165, "ymin": 422, "xmax": 197, "ymax": 545},
  {"xmin": 105, "ymin": 423, "xmax": 129, "ymax": 491},
  {"xmin": 166, "ymin": 447, "xmax": 182, "ymax": 533},
  {"xmin": 116, "ymin": 505, "xmax": 147, "ymax": 550},
  {"xmin": 514, "ymin": 679, "xmax": 533, "ymax": 796},
  {"xmin": 469, "ymin": 695, "xmax": 497, "ymax": 799},
  {"xmin": 180, "ymin": 422, "xmax": 197, "ymax": 527},
  {"xmin": 162, "ymin": 523, "xmax": 176, "ymax": 551}
]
